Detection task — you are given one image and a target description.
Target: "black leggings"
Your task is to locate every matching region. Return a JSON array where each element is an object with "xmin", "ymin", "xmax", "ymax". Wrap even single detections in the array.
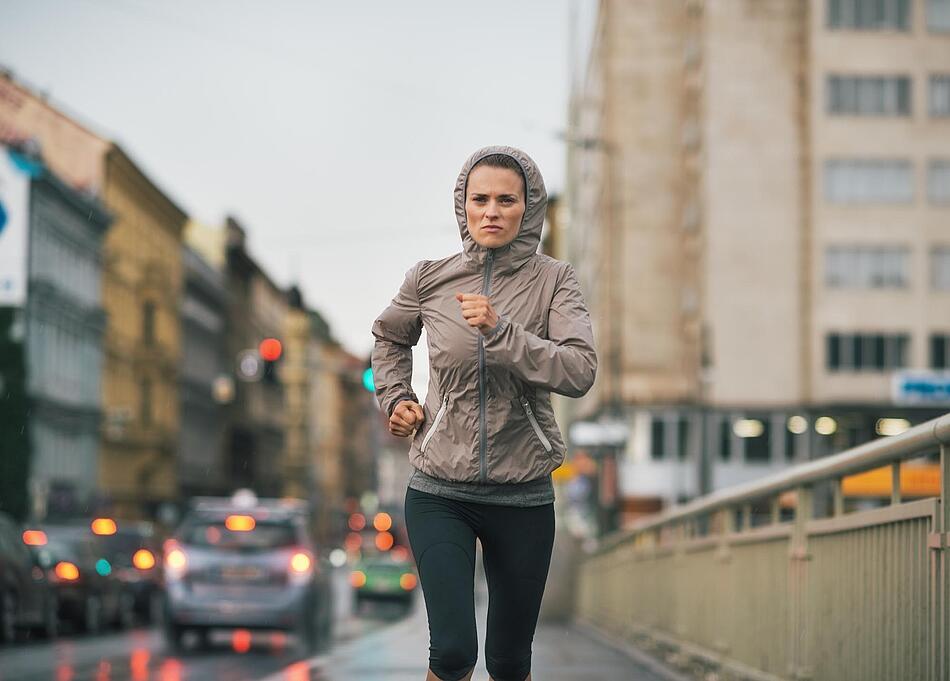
[{"xmin": 404, "ymin": 487, "xmax": 555, "ymax": 681}]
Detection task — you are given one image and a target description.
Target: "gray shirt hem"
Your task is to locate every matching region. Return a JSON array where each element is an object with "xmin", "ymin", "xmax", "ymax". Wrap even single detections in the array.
[{"xmin": 407, "ymin": 468, "xmax": 555, "ymax": 507}]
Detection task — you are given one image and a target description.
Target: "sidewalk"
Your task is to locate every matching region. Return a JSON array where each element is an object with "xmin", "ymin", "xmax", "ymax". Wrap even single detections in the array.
[{"xmin": 262, "ymin": 598, "xmax": 679, "ymax": 681}]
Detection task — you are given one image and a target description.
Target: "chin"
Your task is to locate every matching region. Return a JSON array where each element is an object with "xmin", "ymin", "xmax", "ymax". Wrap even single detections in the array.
[{"xmin": 479, "ymin": 235, "xmax": 512, "ymax": 248}]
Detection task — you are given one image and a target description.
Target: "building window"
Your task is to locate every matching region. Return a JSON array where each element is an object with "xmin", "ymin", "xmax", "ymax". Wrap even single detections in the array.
[
  {"xmin": 743, "ymin": 418, "xmax": 771, "ymax": 463},
  {"xmin": 142, "ymin": 301, "xmax": 156, "ymax": 346},
  {"xmin": 651, "ymin": 418, "xmax": 665, "ymax": 460},
  {"xmin": 784, "ymin": 428, "xmax": 798, "ymax": 461},
  {"xmin": 824, "ymin": 159, "xmax": 914, "ymax": 204},
  {"xmin": 677, "ymin": 417, "xmax": 690, "ymax": 461},
  {"xmin": 929, "ymin": 160, "xmax": 950, "ymax": 204},
  {"xmin": 933, "ymin": 248, "xmax": 950, "ymax": 290},
  {"xmin": 931, "ymin": 76, "xmax": 950, "ymax": 117},
  {"xmin": 140, "ymin": 378, "xmax": 152, "ymax": 427},
  {"xmin": 825, "ymin": 246, "xmax": 909, "ymax": 289},
  {"xmin": 827, "ymin": 333, "xmax": 910, "ymax": 371},
  {"xmin": 929, "ymin": 0, "xmax": 950, "ymax": 31},
  {"xmin": 827, "ymin": 0, "xmax": 911, "ymax": 30},
  {"xmin": 719, "ymin": 419, "xmax": 732, "ymax": 462},
  {"xmin": 827, "ymin": 75, "xmax": 911, "ymax": 116},
  {"xmin": 827, "ymin": 333, "xmax": 842, "ymax": 369},
  {"xmin": 930, "ymin": 334, "xmax": 950, "ymax": 369}
]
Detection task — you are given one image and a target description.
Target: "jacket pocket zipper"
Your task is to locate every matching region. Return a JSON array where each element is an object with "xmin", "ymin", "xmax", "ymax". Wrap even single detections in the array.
[
  {"xmin": 520, "ymin": 397, "xmax": 553, "ymax": 453},
  {"xmin": 420, "ymin": 395, "xmax": 448, "ymax": 453}
]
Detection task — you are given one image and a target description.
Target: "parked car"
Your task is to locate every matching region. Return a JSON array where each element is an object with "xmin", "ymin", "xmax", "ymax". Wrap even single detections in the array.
[
  {"xmin": 350, "ymin": 550, "xmax": 417, "ymax": 615},
  {"xmin": 96, "ymin": 521, "xmax": 164, "ymax": 624},
  {"xmin": 26, "ymin": 524, "xmax": 135, "ymax": 634},
  {"xmin": 0, "ymin": 512, "xmax": 58, "ymax": 642},
  {"xmin": 162, "ymin": 491, "xmax": 333, "ymax": 653}
]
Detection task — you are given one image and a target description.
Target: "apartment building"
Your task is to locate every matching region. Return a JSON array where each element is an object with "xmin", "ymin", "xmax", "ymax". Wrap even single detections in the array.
[
  {"xmin": 567, "ymin": 0, "xmax": 950, "ymax": 514},
  {"xmin": 0, "ymin": 73, "xmax": 187, "ymax": 520}
]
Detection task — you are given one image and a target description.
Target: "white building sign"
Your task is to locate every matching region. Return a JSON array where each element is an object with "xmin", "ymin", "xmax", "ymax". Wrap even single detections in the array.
[{"xmin": 0, "ymin": 146, "xmax": 31, "ymax": 306}]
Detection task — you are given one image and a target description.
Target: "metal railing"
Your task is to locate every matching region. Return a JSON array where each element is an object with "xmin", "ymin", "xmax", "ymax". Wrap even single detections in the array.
[{"xmin": 576, "ymin": 412, "xmax": 950, "ymax": 681}]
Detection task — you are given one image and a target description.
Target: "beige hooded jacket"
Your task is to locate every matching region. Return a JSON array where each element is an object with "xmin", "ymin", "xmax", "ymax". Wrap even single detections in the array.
[{"xmin": 371, "ymin": 146, "xmax": 597, "ymax": 485}]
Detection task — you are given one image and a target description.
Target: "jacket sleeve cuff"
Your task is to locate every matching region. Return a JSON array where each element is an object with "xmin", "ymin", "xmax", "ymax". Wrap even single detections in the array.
[
  {"xmin": 385, "ymin": 391, "xmax": 419, "ymax": 417},
  {"xmin": 482, "ymin": 316, "xmax": 509, "ymax": 341}
]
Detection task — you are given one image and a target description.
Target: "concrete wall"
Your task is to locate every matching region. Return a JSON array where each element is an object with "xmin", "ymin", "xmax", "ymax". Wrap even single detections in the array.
[{"xmin": 703, "ymin": 0, "xmax": 806, "ymax": 407}]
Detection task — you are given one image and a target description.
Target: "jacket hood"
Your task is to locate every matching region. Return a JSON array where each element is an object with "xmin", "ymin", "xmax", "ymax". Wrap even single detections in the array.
[{"xmin": 454, "ymin": 145, "xmax": 548, "ymax": 273}]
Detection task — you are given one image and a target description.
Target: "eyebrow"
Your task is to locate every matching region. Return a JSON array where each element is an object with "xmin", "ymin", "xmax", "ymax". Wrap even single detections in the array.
[{"xmin": 469, "ymin": 192, "xmax": 521, "ymax": 199}]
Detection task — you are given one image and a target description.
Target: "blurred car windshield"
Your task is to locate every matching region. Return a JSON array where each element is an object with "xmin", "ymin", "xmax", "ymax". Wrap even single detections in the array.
[
  {"xmin": 42, "ymin": 528, "xmax": 86, "ymax": 550},
  {"xmin": 33, "ymin": 538, "xmax": 80, "ymax": 568},
  {"xmin": 181, "ymin": 521, "xmax": 297, "ymax": 550},
  {"xmin": 98, "ymin": 530, "xmax": 154, "ymax": 563},
  {"xmin": 99, "ymin": 531, "xmax": 150, "ymax": 553}
]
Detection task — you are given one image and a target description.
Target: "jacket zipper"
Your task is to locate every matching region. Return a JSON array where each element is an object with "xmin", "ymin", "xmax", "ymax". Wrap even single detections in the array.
[
  {"xmin": 420, "ymin": 395, "xmax": 448, "ymax": 453},
  {"xmin": 520, "ymin": 396, "xmax": 553, "ymax": 453},
  {"xmin": 478, "ymin": 249, "xmax": 495, "ymax": 482}
]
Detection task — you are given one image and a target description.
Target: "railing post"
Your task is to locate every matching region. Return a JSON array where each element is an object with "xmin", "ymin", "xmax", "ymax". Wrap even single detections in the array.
[
  {"xmin": 890, "ymin": 462, "xmax": 901, "ymax": 506},
  {"xmin": 833, "ymin": 477, "xmax": 844, "ymax": 516},
  {"xmin": 713, "ymin": 507, "xmax": 733, "ymax": 668},
  {"xmin": 673, "ymin": 521, "xmax": 688, "ymax": 640},
  {"xmin": 933, "ymin": 443, "xmax": 949, "ymax": 681},
  {"xmin": 788, "ymin": 485, "xmax": 812, "ymax": 680}
]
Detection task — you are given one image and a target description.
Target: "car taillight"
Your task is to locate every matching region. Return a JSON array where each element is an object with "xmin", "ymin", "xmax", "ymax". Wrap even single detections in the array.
[
  {"xmin": 165, "ymin": 546, "xmax": 188, "ymax": 580},
  {"xmin": 133, "ymin": 549, "xmax": 156, "ymax": 570},
  {"xmin": 288, "ymin": 551, "xmax": 313, "ymax": 585},
  {"xmin": 400, "ymin": 573, "xmax": 417, "ymax": 591},
  {"xmin": 91, "ymin": 518, "xmax": 117, "ymax": 535},
  {"xmin": 54, "ymin": 561, "xmax": 80, "ymax": 581},
  {"xmin": 22, "ymin": 530, "xmax": 47, "ymax": 546},
  {"xmin": 225, "ymin": 514, "xmax": 255, "ymax": 532}
]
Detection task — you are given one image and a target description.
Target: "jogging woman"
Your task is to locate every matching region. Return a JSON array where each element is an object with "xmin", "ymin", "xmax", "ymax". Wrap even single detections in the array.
[{"xmin": 371, "ymin": 146, "xmax": 597, "ymax": 681}]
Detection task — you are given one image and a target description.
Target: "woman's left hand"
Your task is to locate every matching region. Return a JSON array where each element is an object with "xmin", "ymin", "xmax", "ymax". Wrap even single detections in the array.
[{"xmin": 456, "ymin": 293, "xmax": 499, "ymax": 336}]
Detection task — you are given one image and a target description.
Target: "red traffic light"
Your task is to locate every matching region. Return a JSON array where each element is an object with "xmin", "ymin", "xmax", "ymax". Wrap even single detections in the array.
[{"xmin": 259, "ymin": 338, "xmax": 282, "ymax": 362}]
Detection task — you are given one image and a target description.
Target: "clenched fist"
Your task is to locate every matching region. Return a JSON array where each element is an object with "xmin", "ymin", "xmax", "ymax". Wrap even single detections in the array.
[
  {"xmin": 456, "ymin": 292, "xmax": 499, "ymax": 335},
  {"xmin": 390, "ymin": 400, "xmax": 424, "ymax": 438}
]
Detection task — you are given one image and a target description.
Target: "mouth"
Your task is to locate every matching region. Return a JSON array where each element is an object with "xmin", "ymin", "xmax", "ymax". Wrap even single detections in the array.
[{"xmin": 482, "ymin": 225, "xmax": 503, "ymax": 233}]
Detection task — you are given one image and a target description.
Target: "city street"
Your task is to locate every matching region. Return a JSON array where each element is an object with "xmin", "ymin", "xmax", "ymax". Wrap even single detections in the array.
[{"xmin": 0, "ymin": 567, "xmax": 393, "ymax": 681}]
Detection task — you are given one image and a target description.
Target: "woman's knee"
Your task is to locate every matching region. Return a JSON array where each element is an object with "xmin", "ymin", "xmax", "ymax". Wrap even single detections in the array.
[
  {"xmin": 485, "ymin": 653, "xmax": 531, "ymax": 681},
  {"xmin": 429, "ymin": 638, "xmax": 477, "ymax": 681}
]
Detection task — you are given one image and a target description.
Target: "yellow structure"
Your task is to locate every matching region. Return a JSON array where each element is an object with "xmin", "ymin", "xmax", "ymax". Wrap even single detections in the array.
[
  {"xmin": 99, "ymin": 147, "xmax": 186, "ymax": 518},
  {"xmin": 183, "ymin": 219, "xmax": 227, "ymax": 270},
  {"xmin": 0, "ymin": 72, "xmax": 187, "ymax": 518}
]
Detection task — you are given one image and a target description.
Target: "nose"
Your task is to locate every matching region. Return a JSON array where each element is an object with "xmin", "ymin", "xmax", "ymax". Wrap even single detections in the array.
[{"xmin": 485, "ymin": 199, "xmax": 501, "ymax": 219}]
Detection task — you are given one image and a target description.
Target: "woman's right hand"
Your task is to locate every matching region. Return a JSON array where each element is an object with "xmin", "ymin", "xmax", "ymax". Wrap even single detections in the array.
[{"xmin": 390, "ymin": 400, "xmax": 425, "ymax": 437}]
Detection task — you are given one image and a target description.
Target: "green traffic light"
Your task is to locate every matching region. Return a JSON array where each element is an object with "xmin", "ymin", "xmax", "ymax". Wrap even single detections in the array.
[{"xmin": 362, "ymin": 367, "xmax": 375, "ymax": 392}]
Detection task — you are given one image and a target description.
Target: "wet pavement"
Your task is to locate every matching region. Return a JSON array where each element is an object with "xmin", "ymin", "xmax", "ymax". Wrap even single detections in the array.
[
  {"xmin": 0, "ymin": 567, "xmax": 388, "ymax": 681},
  {"xmin": 260, "ymin": 594, "xmax": 674, "ymax": 681}
]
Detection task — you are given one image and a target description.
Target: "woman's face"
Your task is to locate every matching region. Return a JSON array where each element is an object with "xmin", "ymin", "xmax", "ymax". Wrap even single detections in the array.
[{"xmin": 465, "ymin": 165, "xmax": 525, "ymax": 249}]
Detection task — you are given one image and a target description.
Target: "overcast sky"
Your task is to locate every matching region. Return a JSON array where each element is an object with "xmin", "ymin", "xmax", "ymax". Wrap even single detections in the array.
[{"xmin": 1, "ymin": 1, "xmax": 596, "ymax": 392}]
